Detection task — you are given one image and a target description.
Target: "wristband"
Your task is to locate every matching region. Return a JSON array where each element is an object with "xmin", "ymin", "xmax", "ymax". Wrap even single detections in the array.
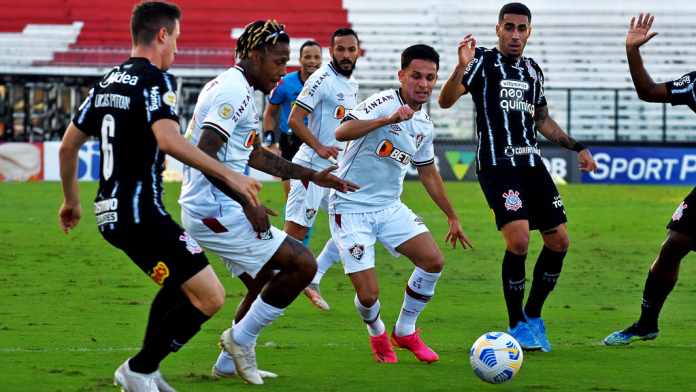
[
  {"xmin": 262, "ymin": 130, "xmax": 276, "ymax": 146},
  {"xmin": 571, "ymin": 142, "xmax": 587, "ymax": 152}
]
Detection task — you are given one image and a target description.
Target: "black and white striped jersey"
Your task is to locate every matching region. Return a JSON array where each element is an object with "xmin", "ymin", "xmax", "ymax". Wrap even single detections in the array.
[
  {"xmin": 73, "ymin": 57, "xmax": 179, "ymax": 227},
  {"xmin": 462, "ymin": 47, "xmax": 547, "ymax": 170}
]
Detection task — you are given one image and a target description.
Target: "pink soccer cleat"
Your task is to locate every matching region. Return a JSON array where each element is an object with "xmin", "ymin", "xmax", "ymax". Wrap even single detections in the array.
[
  {"xmin": 369, "ymin": 332, "xmax": 398, "ymax": 363},
  {"xmin": 390, "ymin": 329, "xmax": 439, "ymax": 363}
]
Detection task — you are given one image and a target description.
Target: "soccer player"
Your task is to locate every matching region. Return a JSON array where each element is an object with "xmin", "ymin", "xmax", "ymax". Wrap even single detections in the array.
[
  {"xmin": 438, "ymin": 2, "xmax": 597, "ymax": 352},
  {"xmin": 604, "ymin": 13, "xmax": 696, "ymax": 346},
  {"xmin": 284, "ymin": 28, "xmax": 360, "ymax": 310},
  {"xmin": 57, "ymin": 3, "xmax": 261, "ymax": 391},
  {"xmin": 178, "ymin": 20, "xmax": 358, "ymax": 384},
  {"xmin": 262, "ymin": 40, "xmax": 322, "ymax": 198},
  {"xmin": 331, "ymin": 44, "xmax": 472, "ymax": 363}
]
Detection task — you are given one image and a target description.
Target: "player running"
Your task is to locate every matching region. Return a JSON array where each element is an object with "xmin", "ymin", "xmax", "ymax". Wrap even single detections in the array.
[
  {"xmin": 58, "ymin": 3, "xmax": 261, "ymax": 391},
  {"xmin": 331, "ymin": 44, "xmax": 472, "ymax": 364},
  {"xmin": 285, "ymin": 28, "xmax": 360, "ymax": 310},
  {"xmin": 178, "ymin": 20, "xmax": 358, "ymax": 385},
  {"xmin": 604, "ymin": 13, "xmax": 696, "ymax": 346},
  {"xmin": 262, "ymin": 40, "xmax": 322, "ymax": 199},
  {"xmin": 438, "ymin": 2, "xmax": 597, "ymax": 352}
]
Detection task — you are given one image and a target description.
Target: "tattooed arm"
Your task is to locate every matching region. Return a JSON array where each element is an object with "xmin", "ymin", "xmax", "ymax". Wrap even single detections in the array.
[{"xmin": 535, "ymin": 106, "xmax": 597, "ymax": 172}]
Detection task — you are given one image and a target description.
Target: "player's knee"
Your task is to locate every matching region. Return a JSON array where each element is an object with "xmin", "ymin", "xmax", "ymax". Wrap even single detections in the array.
[
  {"xmin": 548, "ymin": 235, "xmax": 570, "ymax": 253},
  {"xmin": 296, "ymin": 249, "xmax": 318, "ymax": 284},
  {"xmin": 356, "ymin": 290, "xmax": 379, "ymax": 307},
  {"xmin": 420, "ymin": 251, "xmax": 444, "ymax": 273},
  {"xmin": 658, "ymin": 232, "xmax": 691, "ymax": 266},
  {"xmin": 507, "ymin": 237, "xmax": 529, "ymax": 255}
]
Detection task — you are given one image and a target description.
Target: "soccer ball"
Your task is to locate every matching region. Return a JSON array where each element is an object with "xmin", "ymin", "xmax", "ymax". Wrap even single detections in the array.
[{"xmin": 469, "ymin": 332, "xmax": 524, "ymax": 384}]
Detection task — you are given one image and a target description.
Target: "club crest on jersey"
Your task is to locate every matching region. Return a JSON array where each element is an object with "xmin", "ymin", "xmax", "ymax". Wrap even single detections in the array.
[
  {"xmin": 179, "ymin": 232, "xmax": 203, "ymax": 254},
  {"xmin": 257, "ymin": 229, "xmax": 274, "ymax": 240},
  {"xmin": 415, "ymin": 133, "xmax": 425, "ymax": 148},
  {"xmin": 673, "ymin": 201, "xmax": 687, "ymax": 221},
  {"xmin": 503, "ymin": 190, "xmax": 523, "ymax": 212},
  {"xmin": 376, "ymin": 139, "xmax": 412, "ymax": 165},
  {"xmin": 305, "ymin": 208, "xmax": 317, "ymax": 221},
  {"xmin": 150, "ymin": 261, "xmax": 170, "ymax": 286},
  {"xmin": 218, "ymin": 103, "xmax": 234, "ymax": 119},
  {"xmin": 244, "ymin": 130, "xmax": 257, "ymax": 149},
  {"xmin": 349, "ymin": 244, "xmax": 365, "ymax": 260},
  {"xmin": 334, "ymin": 105, "xmax": 346, "ymax": 119}
]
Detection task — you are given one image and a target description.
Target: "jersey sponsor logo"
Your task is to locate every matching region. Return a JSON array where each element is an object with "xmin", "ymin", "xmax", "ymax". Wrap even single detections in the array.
[
  {"xmin": 349, "ymin": 244, "xmax": 365, "ymax": 260},
  {"xmin": 301, "ymin": 71, "xmax": 330, "ymax": 98},
  {"xmin": 179, "ymin": 232, "xmax": 203, "ymax": 254},
  {"xmin": 499, "ymin": 79, "xmax": 535, "ymax": 116},
  {"xmin": 464, "ymin": 57, "xmax": 479, "ymax": 75},
  {"xmin": 99, "ymin": 71, "xmax": 139, "ymax": 88},
  {"xmin": 95, "ymin": 94, "xmax": 131, "ymax": 110},
  {"xmin": 414, "ymin": 215, "xmax": 425, "ymax": 225},
  {"xmin": 673, "ymin": 75, "xmax": 691, "ymax": 87},
  {"xmin": 163, "ymin": 91, "xmax": 177, "ymax": 107},
  {"xmin": 243, "ymin": 130, "xmax": 257, "ymax": 148},
  {"xmin": 552, "ymin": 195, "xmax": 564, "ymax": 208},
  {"xmin": 232, "ymin": 93, "xmax": 253, "ymax": 123},
  {"xmin": 150, "ymin": 261, "xmax": 170, "ymax": 286},
  {"xmin": 337, "ymin": 92, "xmax": 345, "ymax": 101},
  {"xmin": 363, "ymin": 94, "xmax": 395, "ymax": 115},
  {"xmin": 95, "ymin": 212, "xmax": 118, "ymax": 226},
  {"xmin": 218, "ymin": 103, "xmax": 234, "ymax": 119},
  {"xmin": 673, "ymin": 201, "xmax": 687, "ymax": 221},
  {"xmin": 94, "ymin": 198, "xmax": 118, "ymax": 214},
  {"xmin": 376, "ymin": 139, "xmax": 412, "ymax": 165},
  {"xmin": 305, "ymin": 208, "xmax": 317, "ymax": 221},
  {"xmin": 389, "ymin": 124, "xmax": 401, "ymax": 135},
  {"xmin": 257, "ymin": 229, "xmax": 274, "ymax": 240},
  {"xmin": 149, "ymin": 86, "xmax": 160, "ymax": 112},
  {"xmin": 500, "ymin": 80, "xmax": 529, "ymax": 90},
  {"xmin": 334, "ymin": 105, "xmax": 346, "ymax": 119},
  {"xmin": 504, "ymin": 146, "xmax": 540, "ymax": 157},
  {"xmin": 502, "ymin": 189, "xmax": 523, "ymax": 211}
]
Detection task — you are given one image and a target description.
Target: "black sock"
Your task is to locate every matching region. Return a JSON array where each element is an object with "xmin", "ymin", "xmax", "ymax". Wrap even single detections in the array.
[
  {"xmin": 524, "ymin": 246, "xmax": 566, "ymax": 319},
  {"xmin": 129, "ymin": 288, "xmax": 211, "ymax": 374},
  {"xmin": 637, "ymin": 270, "xmax": 676, "ymax": 331},
  {"xmin": 502, "ymin": 250, "xmax": 527, "ymax": 328}
]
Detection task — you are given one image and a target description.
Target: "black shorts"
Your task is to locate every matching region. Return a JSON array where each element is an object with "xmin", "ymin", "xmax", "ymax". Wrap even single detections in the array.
[
  {"xmin": 101, "ymin": 216, "xmax": 209, "ymax": 288},
  {"xmin": 666, "ymin": 187, "xmax": 696, "ymax": 236},
  {"xmin": 279, "ymin": 132, "xmax": 303, "ymax": 161},
  {"xmin": 478, "ymin": 165, "xmax": 567, "ymax": 231}
]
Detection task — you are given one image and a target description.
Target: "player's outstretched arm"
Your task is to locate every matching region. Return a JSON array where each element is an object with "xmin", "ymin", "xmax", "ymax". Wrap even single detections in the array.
[
  {"xmin": 626, "ymin": 13, "xmax": 668, "ymax": 103},
  {"xmin": 535, "ymin": 106, "xmax": 597, "ymax": 172},
  {"xmin": 288, "ymin": 104, "xmax": 341, "ymax": 159},
  {"xmin": 58, "ymin": 122, "xmax": 90, "ymax": 233},
  {"xmin": 416, "ymin": 163, "xmax": 473, "ymax": 249},
  {"xmin": 438, "ymin": 34, "xmax": 477, "ymax": 109},
  {"xmin": 336, "ymin": 105, "xmax": 414, "ymax": 142},
  {"xmin": 153, "ymin": 119, "xmax": 261, "ymax": 207},
  {"xmin": 248, "ymin": 136, "xmax": 359, "ymax": 193}
]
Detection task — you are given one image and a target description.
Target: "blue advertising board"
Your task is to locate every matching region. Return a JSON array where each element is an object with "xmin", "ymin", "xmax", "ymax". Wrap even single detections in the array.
[{"xmin": 583, "ymin": 147, "xmax": 696, "ymax": 184}]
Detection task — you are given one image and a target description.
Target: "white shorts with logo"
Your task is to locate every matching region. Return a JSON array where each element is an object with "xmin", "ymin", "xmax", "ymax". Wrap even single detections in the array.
[
  {"xmin": 181, "ymin": 208, "xmax": 287, "ymax": 278},
  {"xmin": 285, "ymin": 178, "xmax": 329, "ymax": 227},
  {"xmin": 329, "ymin": 202, "xmax": 429, "ymax": 274}
]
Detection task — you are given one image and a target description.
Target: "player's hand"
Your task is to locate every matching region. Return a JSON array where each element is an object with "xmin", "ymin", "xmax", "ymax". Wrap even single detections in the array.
[
  {"xmin": 387, "ymin": 105, "xmax": 415, "ymax": 124},
  {"xmin": 445, "ymin": 218, "xmax": 473, "ymax": 249},
  {"xmin": 59, "ymin": 201, "xmax": 81, "ymax": 234},
  {"xmin": 627, "ymin": 13, "xmax": 657, "ymax": 48},
  {"xmin": 226, "ymin": 173, "xmax": 262, "ymax": 207},
  {"xmin": 267, "ymin": 144, "xmax": 281, "ymax": 156},
  {"xmin": 315, "ymin": 144, "xmax": 342, "ymax": 160},
  {"xmin": 457, "ymin": 34, "xmax": 477, "ymax": 67},
  {"xmin": 243, "ymin": 203, "xmax": 278, "ymax": 234},
  {"xmin": 578, "ymin": 149, "xmax": 597, "ymax": 172},
  {"xmin": 311, "ymin": 165, "xmax": 360, "ymax": 193}
]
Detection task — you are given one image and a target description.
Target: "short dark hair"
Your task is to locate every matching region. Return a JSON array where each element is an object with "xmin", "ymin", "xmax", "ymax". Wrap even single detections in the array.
[
  {"xmin": 331, "ymin": 28, "xmax": 359, "ymax": 47},
  {"xmin": 236, "ymin": 19, "xmax": 290, "ymax": 60},
  {"xmin": 131, "ymin": 1, "xmax": 181, "ymax": 46},
  {"xmin": 299, "ymin": 40, "xmax": 321, "ymax": 57},
  {"xmin": 498, "ymin": 2, "xmax": 531, "ymax": 22},
  {"xmin": 401, "ymin": 44, "xmax": 439, "ymax": 70}
]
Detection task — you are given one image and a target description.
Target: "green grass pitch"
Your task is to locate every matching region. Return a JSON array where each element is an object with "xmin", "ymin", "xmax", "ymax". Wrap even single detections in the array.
[{"xmin": 1, "ymin": 181, "xmax": 694, "ymax": 391}]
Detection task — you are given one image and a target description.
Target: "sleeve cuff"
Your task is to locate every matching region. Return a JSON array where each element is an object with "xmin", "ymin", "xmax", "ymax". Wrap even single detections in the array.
[{"xmin": 202, "ymin": 121, "xmax": 230, "ymax": 141}]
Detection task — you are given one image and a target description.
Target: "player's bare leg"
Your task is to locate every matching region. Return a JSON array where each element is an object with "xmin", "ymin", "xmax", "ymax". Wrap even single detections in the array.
[
  {"xmin": 390, "ymin": 232, "xmax": 443, "ymax": 363},
  {"xmin": 220, "ymin": 237, "xmax": 316, "ymax": 384},
  {"xmin": 348, "ymin": 268, "xmax": 396, "ymax": 363},
  {"xmin": 605, "ymin": 230, "xmax": 692, "ymax": 345},
  {"xmin": 285, "ymin": 220, "xmax": 333, "ymax": 310}
]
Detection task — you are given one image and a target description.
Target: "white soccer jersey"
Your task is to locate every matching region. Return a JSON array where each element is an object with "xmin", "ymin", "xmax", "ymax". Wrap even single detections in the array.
[
  {"xmin": 293, "ymin": 62, "xmax": 358, "ymax": 170},
  {"xmin": 179, "ymin": 66, "xmax": 259, "ymax": 219},
  {"xmin": 329, "ymin": 89, "xmax": 435, "ymax": 214}
]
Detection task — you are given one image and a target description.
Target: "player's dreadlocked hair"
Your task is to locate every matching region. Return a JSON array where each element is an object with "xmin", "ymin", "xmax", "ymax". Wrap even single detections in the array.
[{"xmin": 235, "ymin": 20, "xmax": 290, "ymax": 60}]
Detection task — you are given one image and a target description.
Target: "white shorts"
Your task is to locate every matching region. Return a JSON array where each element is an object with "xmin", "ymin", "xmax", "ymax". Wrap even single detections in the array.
[
  {"xmin": 181, "ymin": 208, "xmax": 287, "ymax": 278},
  {"xmin": 285, "ymin": 178, "xmax": 329, "ymax": 227},
  {"xmin": 329, "ymin": 202, "xmax": 429, "ymax": 274}
]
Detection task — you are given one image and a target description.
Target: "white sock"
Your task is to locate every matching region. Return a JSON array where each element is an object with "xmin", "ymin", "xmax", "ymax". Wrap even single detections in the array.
[
  {"xmin": 354, "ymin": 295, "xmax": 385, "ymax": 336},
  {"xmin": 214, "ymin": 350, "xmax": 236, "ymax": 374},
  {"xmin": 394, "ymin": 267, "xmax": 441, "ymax": 336},
  {"xmin": 311, "ymin": 239, "xmax": 340, "ymax": 285},
  {"xmin": 232, "ymin": 297, "xmax": 284, "ymax": 347}
]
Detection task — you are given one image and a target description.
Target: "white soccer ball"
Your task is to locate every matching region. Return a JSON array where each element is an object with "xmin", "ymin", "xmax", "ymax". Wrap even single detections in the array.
[{"xmin": 469, "ymin": 332, "xmax": 524, "ymax": 384}]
